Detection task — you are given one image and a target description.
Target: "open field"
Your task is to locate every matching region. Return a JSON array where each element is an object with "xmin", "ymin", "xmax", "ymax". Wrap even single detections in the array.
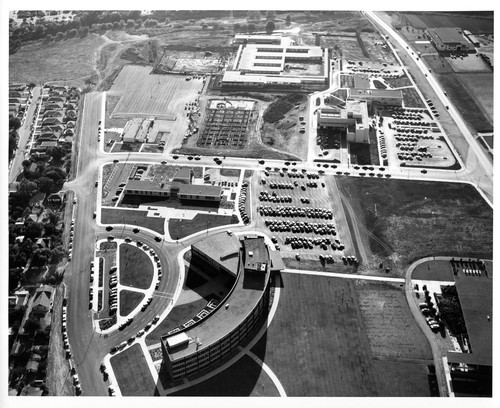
[
  {"xmin": 252, "ymin": 273, "xmax": 432, "ymax": 396},
  {"xmin": 110, "ymin": 344, "xmax": 157, "ymax": 396},
  {"xmin": 372, "ymin": 359, "xmax": 434, "ymax": 396},
  {"xmin": 9, "ymin": 34, "xmax": 105, "ymax": 85},
  {"xmin": 355, "ymin": 280, "xmax": 432, "ymax": 360},
  {"xmin": 119, "ymin": 243, "xmax": 154, "ymax": 289},
  {"xmin": 336, "ymin": 178, "xmax": 493, "ymax": 272},
  {"xmin": 108, "ymin": 65, "xmax": 203, "ymax": 118},
  {"xmin": 455, "ymin": 73, "xmax": 494, "ymax": 126},
  {"xmin": 400, "ymin": 12, "xmax": 493, "ymax": 33},
  {"xmin": 101, "ymin": 208, "xmax": 165, "ymax": 234},
  {"xmin": 437, "ymin": 74, "xmax": 493, "ymax": 132},
  {"xmin": 172, "ymin": 354, "xmax": 280, "ymax": 396},
  {"xmin": 119, "ymin": 290, "xmax": 145, "ymax": 316},
  {"xmin": 168, "ymin": 214, "xmax": 238, "ymax": 240}
]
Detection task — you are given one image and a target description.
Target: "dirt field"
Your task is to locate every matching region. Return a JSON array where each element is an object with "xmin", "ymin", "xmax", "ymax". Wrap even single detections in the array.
[
  {"xmin": 355, "ymin": 280, "xmax": 432, "ymax": 360},
  {"xmin": 46, "ymin": 285, "xmax": 74, "ymax": 396},
  {"xmin": 252, "ymin": 273, "xmax": 431, "ymax": 396},
  {"xmin": 336, "ymin": 178, "xmax": 493, "ymax": 274},
  {"xmin": 108, "ymin": 65, "xmax": 203, "ymax": 118},
  {"xmin": 9, "ymin": 34, "xmax": 105, "ymax": 85},
  {"xmin": 400, "ymin": 12, "xmax": 493, "ymax": 34}
]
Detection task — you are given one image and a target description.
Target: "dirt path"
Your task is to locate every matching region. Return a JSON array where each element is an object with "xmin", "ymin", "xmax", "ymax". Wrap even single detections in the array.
[{"xmin": 46, "ymin": 285, "xmax": 74, "ymax": 396}]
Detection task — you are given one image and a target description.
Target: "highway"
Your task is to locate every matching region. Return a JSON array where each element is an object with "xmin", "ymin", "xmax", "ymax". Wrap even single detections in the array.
[{"xmin": 363, "ymin": 11, "xmax": 493, "ymax": 204}]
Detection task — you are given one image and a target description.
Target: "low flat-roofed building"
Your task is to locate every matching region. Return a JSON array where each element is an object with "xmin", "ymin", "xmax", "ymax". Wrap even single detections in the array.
[
  {"xmin": 446, "ymin": 273, "xmax": 492, "ymax": 396},
  {"xmin": 425, "ymin": 27, "xmax": 475, "ymax": 53},
  {"xmin": 233, "ymin": 34, "xmax": 283, "ymax": 46},
  {"xmin": 161, "ymin": 233, "xmax": 279, "ymax": 384},
  {"xmin": 177, "ymin": 184, "xmax": 222, "ymax": 202},
  {"xmin": 124, "ymin": 179, "xmax": 171, "ymax": 197},
  {"xmin": 221, "ymin": 70, "xmax": 301, "ymax": 88},
  {"xmin": 135, "ymin": 117, "xmax": 154, "ymax": 143},
  {"xmin": 173, "ymin": 167, "xmax": 193, "ymax": 184},
  {"xmin": 122, "ymin": 118, "xmax": 143, "ymax": 143}
]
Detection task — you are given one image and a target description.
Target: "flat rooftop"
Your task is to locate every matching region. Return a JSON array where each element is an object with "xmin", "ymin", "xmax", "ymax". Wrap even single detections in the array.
[
  {"xmin": 243, "ymin": 236, "xmax": 268, "ymax": 272},
  {"xmin": 354, "ymin": 73, "xmax": 370, "ymax": 89},
  {"xmin": 349, "ymin": 88, "xmax": 403, "ymax": 99},
  {"xmin": 427, "ymin": 27, "xmax": 468, "ymax": 45},
  {"xmin": 178, "ymin": 184, "xmax": 222, "ymax": 198},
  {"xmin": 192, "ymin": 232, "xmax": 241, "ymax": 275},
  {"xmin": 222, "ymin": 71, "xmax": 301, "ymax": 85},
  {"xmin": 125, "ymin": 179, "xmax": 171, "ymax": 193},
  {"xmin": 451, "ymin": 274, "xmax": 492, "ymax": 366},
  {"xmin": 163, "ymin": 238, "xmax": 271, "ymax": 360}
]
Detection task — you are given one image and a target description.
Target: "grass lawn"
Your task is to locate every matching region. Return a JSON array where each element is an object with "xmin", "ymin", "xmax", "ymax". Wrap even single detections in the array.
[
  {"xmin": 172, "ymin": 354, "xmax": 280, "ymax": 396},
  {"xmin": 110, "ymin": 343, "xmax": 157, "ymax": 396},
  {"xmin": 119, "ymin": 290, "xmax": 145, "ymax": 316},
  {"xmin": 401, "ymin": 87, "xmax": 426, "ymax": 108},
  {"xmin": 145, "ymin": 298, "xmax": 208, "ymax": 346},
  {"xmin": 336, "ymin": 178, "xmax": 493, "ymax": 272},
  {"xmin": 412, "ymin": 260, "xmax": 454, "ymax": 281},
  {"xmin": 372, "ymin": 359, "xmax": 434, "ymax": 396},
  {"xmin": 119, "ymin": 243, "xmax": 154, "ymax": 289},
  {"xmin": 9, "ymin": 34, "xmax": 105, "ymax": 84},
  {"xmin": 168, "ymin": 214, "xmax": 238, "ymax": 239},
  {"xmin": 252, "ymin": 274, "xmax": 380, "ymax": 396},
  {"xmin": 253, "ymin": 273, "xmax": 432, "ymax": 396},
  {"xmin": 101, "ymin": 208, "xmax": 165, "ymax": 234}
]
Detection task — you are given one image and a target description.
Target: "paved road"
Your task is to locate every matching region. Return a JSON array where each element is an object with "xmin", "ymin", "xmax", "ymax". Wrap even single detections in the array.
[
  {"xmin": 363, "ymin": 11, "xmax": 493, "ymax": 204},
  {"xmin": 9, "ymin": 86, "xmax": 41, "ymax": 185}
]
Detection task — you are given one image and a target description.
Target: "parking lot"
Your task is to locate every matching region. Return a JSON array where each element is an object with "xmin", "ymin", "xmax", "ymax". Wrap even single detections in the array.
[
  {"xmin": 254, "ymin": 169, "xmax": 350, "ymax": 263},
  {"xmin": 379, "ymin": 107, "xmax": 456, "ymax": 169}
]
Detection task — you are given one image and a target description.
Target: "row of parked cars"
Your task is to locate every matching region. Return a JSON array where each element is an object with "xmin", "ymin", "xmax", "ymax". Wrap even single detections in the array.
[
  {"xmin": 238, "ymin": 182, "xmax": 250, "ymax": 224},
  {"xmin": 259, "ymin": 205, "xmax": 334, "ymax": 220},
  {"xmin": 110, "ymin": 315, "xmax": 160, "ymax": 354}
]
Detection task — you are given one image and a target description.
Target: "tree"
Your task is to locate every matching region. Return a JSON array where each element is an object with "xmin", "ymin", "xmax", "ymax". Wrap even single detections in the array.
[
  {"xmin": 201, "ymin": 23, "xmax": 208, "ymax": 30},
  {"xmin": 24, "ymin": 318, "xmax": 41, "ymax": 336},
  {"xmin": 112, "ymin": 21, "xmax": 120, "ymax": 30},
  {"xmin": 50, "ymin": 246, "xmax": 66, "ymax": 264},
  {"xmin": 135, "ymin": 19, "xmax": 142, "ymax": 28},
  {"xmin": 32, "ymin": 248, "xmax": 52, "ymax": 266},
  {"xmin": 46, "ymin": 146, "xmax": 65, "ymax": 162},
  {"xmin": 265, "ymin": 21, "xmax": 275, "ymax": 35},
  {"xmin": 109, "ymin": 11, "xmax": 122, "ymax": 22},
  {"xmin": 9, "ymin": 116, "xmax": 21, "ymax": 130},
  {"xmin": 78, "ymin": 26, "xmax": 89, "ymax": 38},
  {"xmin": 248, "ymin": 23, "xmax": 256, "ymax": 33},
  {"xmin": 36, "ymin": 177, "xmax": 54, "ymax": 194},
  {"xmin": 24, "ymin": 222, "xmax": 44, "ymax": 240},
  {"xmin": 54, "ymin": 32, "xmax": 64, "ymax": 41},
  {"xmin": 43, "ymin": 34, "xmax": 53, "ymax": 44},
  {"xmin": 67, "ymin": 28, "xmax": 77, "ymax": 38},
  {"xmin": 285, "ymin": 15, "xmax": 291, "ymax": 26},
  {"xmin": 17, "ymin": 179, "xmax": 38, "ymax": 198},
  {"xmin": 233, "ymin": 23, "xmax": 241, "ymax": 33},
  {"xmin": 126, "ymin": 19, "xmax": 135, "ymax": 29}
]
